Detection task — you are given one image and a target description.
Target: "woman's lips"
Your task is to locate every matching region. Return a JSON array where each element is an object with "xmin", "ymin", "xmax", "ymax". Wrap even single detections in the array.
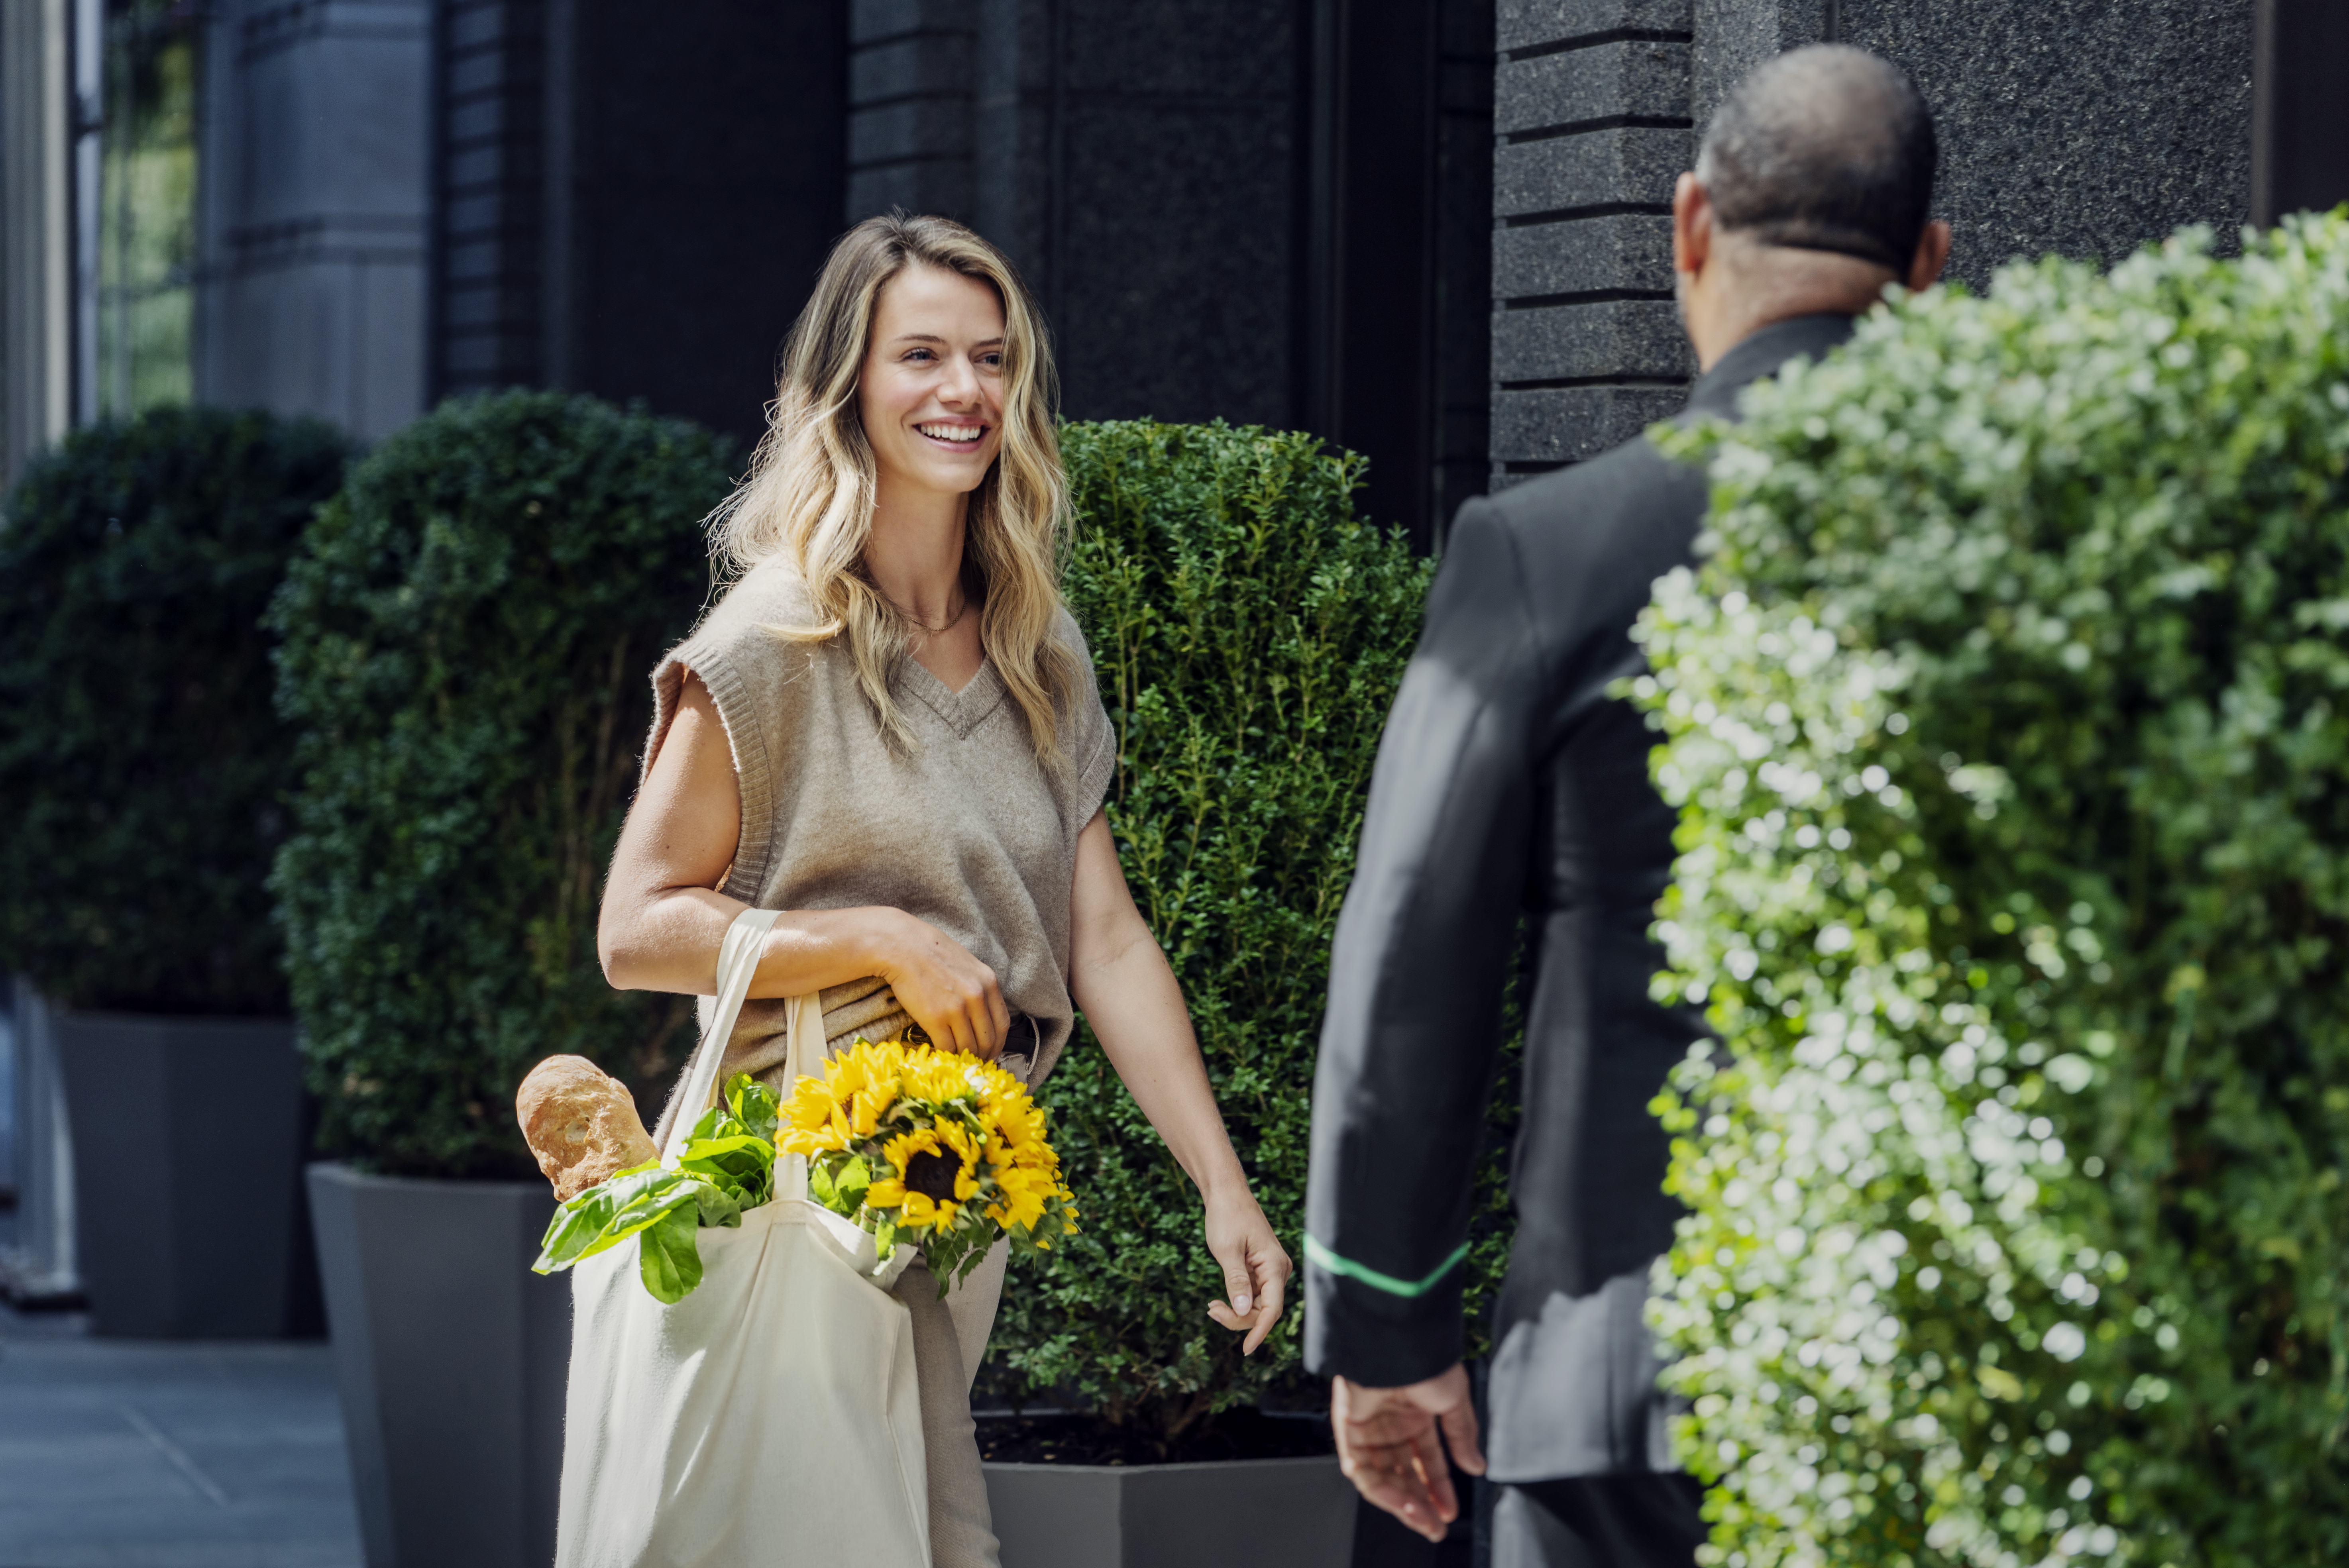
[{"xmin": 916, "ymin": 422, "xmax": 987, "ymax": 447}]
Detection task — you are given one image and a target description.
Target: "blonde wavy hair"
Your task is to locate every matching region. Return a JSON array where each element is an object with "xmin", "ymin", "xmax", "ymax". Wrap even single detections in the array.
[{"xmin": 711, "ymin": 212, "xmax": 1079, "ymax": 758}]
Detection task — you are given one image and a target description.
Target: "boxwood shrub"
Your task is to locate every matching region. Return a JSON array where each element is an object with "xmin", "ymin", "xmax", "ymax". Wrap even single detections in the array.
[
  {"xmin": 272, "ymin": 391, "xmax": 731, "ymax": 1179},
  {"xmin": 1633, "ymin": 215, "xmax": 2349, "ymax": 1568},
  {"xmin": 992, "ymin": 420, "xmax": 1467, "ymax": 1445},
  {"xmin": 0, "ymin": 406, "xmax": 347, "ymax": 1013}
]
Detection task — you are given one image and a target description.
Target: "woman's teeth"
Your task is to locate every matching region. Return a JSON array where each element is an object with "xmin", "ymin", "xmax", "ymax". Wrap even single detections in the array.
[{"xmin": 917, "ymin": 423, "xmax": 984, "ymax": 444}]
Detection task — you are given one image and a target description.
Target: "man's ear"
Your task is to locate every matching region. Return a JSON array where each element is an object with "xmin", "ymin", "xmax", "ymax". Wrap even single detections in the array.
[
  {"xmin": 1907, "ymin": 220, "xmax": 1953, "ymax": 292},
  {"xmin": 1672, "ymin": 173, "xmax": 1712, "ymax": 279}
]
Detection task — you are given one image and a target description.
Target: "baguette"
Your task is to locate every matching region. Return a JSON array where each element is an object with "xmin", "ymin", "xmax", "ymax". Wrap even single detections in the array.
[{"xmin": 516, "ymin": 1056, "xmax": 660, "ymax": 1200}]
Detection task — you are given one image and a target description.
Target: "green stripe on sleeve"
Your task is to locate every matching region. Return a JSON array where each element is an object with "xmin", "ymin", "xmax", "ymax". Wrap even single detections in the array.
[{"xmin": 1304, "ymin": 1234, "xmax": 1470, "ymax": 1299}]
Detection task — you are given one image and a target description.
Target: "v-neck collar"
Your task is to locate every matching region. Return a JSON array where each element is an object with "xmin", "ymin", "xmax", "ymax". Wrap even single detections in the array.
[{"xmin": 898, "ymin": 654, "xmax": 1008, "ymax": 738}]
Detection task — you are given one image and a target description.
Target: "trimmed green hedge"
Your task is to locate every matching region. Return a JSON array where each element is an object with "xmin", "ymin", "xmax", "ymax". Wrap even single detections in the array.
[
  {"xmin": 0, "ymin": 406, "xmax": 347, "ymax": 1013},
  {"xmin": 1634, "ymin": 215, "xmax": 2349, "ymax": 1568},
  {"xmin": 992, "ymin": 420, "xmax": 1449, "ymax": 1445},
  {"xmin": 272, "ymin": 391, "xmax": 731, "ymax": 1179}
]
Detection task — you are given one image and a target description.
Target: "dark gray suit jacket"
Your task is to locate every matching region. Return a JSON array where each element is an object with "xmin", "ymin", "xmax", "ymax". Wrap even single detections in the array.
[{"xmin": 1304, "ymin": 313, "xmax": 1859, "ymax": 1482}]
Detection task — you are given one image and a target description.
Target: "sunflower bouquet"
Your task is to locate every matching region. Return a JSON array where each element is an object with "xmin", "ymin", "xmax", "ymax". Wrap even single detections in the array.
[{"xmin": 781, "ymin": 1036, "xmax": 1079, "ymax": 1290}]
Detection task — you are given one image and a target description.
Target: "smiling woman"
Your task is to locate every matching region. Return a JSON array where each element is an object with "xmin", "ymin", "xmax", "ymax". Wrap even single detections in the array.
[
  {"xmin": 707, "ymin": 215, "xmax": 1075, "ymax": 756},
  {"xmin": 581, "ymin": 214, "xmax": 1292, "ymax": 1568}
]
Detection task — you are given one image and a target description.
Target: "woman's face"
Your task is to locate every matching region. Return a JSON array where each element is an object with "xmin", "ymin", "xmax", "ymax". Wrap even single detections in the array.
[{"xmin": 859, "ymin": 262, "xmax": 1007, "ymax": 500}]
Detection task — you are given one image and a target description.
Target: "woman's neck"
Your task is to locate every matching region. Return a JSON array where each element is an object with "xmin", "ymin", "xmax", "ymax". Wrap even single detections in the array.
[{"xmin": 865, "ymin": 473, "xmax": 969, "ymax": 629}]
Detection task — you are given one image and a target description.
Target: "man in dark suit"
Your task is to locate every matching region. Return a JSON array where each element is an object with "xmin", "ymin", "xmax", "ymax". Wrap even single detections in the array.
[{"xmin": 1305, "ymin": 46, "xmax": 1954, "ymax": 1567}]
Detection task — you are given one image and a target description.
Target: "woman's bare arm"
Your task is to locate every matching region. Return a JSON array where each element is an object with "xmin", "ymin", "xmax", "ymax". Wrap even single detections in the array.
[
  {"xmin": 1066, "ymin": 808, "xmax": 1294, "ymax": 1352},
  {"xmin": 598, "ymin": 672, "xmax": 1011, "ymax": 1057}
]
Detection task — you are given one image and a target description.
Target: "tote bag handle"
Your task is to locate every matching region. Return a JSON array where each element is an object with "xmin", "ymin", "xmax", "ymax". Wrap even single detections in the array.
[{"xmin": 661, "ymin": 907, "xmax": 825, "ymax": 1163}]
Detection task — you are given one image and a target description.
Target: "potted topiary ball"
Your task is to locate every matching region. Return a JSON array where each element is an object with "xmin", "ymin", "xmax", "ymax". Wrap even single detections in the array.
[
  {"xmin": 976, "ymin": 420, "xmax": 1446, "ymax": 1568},
  {"xmin": 0, "ymin": 405, "xmax": 348, "ymax": 1336},
  {"xmin": 272, "ymin": 390, "xmax": 728, "ymax": 1568},
  {"xmin": 1636, "ymin": 215, "xmax": 2349, "ymax": 1568}
]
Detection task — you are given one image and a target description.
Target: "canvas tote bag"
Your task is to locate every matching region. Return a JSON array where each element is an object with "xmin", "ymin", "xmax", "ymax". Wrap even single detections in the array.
[{"xmin": 554, "ymin": 907, "xmax": 931, "ymax": 1568}]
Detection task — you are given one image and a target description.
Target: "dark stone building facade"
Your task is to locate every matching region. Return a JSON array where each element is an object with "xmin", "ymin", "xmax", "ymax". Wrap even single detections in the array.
[
  {"xmin": 1485, "ymin": 0, "xmax": 2283, "ymax": 494},
  {"xmin": 8, "ymin": 0, "xmax": 2344, "ymax": 533},
  {"xmin": 840, "ymin": 0, "xmax": 1498, "ymax": 546},
  {"xmin": 433, "ymin": 2, "xmax": 849, "ymax": 446}
]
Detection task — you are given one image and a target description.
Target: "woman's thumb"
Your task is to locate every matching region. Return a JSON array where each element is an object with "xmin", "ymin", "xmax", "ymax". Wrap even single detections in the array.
[{"xmin": 1224, "ymin": 1262, "xmax": 1254, "ymax": 1317}]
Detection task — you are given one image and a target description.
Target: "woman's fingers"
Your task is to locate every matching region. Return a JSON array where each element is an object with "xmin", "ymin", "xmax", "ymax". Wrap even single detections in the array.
[
  {"xmin": 877, "ymin": 913, "xmax": 1008, "ymax": 1059},
  {"xmin": 1205, "ymin": 1229, "xmax": 1261, "ymax": 1342},
  {"xmin": 948, "ymin": 981, "xmax": 1003, "ymax": 1059},
  {"xmin": 1201, "ymin": 1198, "xmax": 1293, "ymax": 1354},
  {"xmin": 1242, "ymin": 1245, "xmax": 1290, "ymax": 1355},
  {"xmin": 987, "ymin": 984, "xmax": 1012, "ymax": 1055}
]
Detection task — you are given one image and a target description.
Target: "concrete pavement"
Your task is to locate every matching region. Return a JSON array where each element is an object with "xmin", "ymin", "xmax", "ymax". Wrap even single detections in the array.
[{"xmin": 0, "ymin": 1291, "xmax": 362, "ymax": 1568}]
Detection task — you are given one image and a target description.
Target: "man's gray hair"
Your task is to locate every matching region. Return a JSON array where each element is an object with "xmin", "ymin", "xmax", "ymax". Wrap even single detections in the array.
[{"xmin": 1696, "ymin": 45, "xmax": 1938, "ymax": 272}]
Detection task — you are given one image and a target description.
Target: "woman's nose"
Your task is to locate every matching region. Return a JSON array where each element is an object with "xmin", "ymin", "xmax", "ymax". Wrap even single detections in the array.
[{"xmin": 938, "ymin": 355, "xmax": 982, "ymax": 407}]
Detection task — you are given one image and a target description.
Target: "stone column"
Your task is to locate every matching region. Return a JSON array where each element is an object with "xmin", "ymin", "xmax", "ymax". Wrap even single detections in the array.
[
  {"xmin": 848, "ymin": 0, "xmax": 977, "ymax": 225},
  {"xmin": 1, "ymin": 0, "xmax": 75, "ymax": 485},
  {"xmin": 193, "ymin": 0, "xmax": 432, "ymax": 443},
  {"xmin": 2253, "ymin": 0, "xmax": 2349, "ymax": 223},
  {"xmin": 1488, "ymin": 0, "xmax": 1697, "ymax": 490},
  {"xmin": 435, "ymin": 0, "xmax": 552, "ymax": 397},
  {"xmin": 434, "ymin": 2, "xmax": 846, "ymax": 447}
]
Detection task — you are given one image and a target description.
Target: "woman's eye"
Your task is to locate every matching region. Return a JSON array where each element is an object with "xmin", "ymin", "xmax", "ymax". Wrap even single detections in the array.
[{"xmin": 904, "ymin": 348, "xmax": 935, "ymax": 363}]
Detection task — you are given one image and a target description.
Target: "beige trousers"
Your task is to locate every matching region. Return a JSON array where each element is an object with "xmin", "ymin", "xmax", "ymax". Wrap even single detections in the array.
[{"xmin": 891, "ymin": 1237, "xmax": 1010, "ymax": 1568}]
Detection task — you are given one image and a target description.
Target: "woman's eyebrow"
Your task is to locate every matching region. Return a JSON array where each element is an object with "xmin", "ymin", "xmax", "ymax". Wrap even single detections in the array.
[{"xmin": 888, "ymin": 333, "xmax": 1006, "ymax": 348}]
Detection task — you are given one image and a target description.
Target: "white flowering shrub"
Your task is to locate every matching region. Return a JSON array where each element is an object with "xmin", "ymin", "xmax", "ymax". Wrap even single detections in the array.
[{"xmin": 1632, "ymin": 216, "xmax": 2349, "ymax": 1568}]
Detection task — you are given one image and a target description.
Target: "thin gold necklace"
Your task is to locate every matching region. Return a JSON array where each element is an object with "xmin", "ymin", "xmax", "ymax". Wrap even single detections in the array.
[{"xmin": 893, "ymin": 589, "xmax": 970, "ymax": 636}]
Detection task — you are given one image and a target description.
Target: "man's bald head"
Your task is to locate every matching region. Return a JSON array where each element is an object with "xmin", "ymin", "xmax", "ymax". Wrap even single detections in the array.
[{"xmin": 1697, "ymin": 45, "xmax": 1938, "ymax": 273}]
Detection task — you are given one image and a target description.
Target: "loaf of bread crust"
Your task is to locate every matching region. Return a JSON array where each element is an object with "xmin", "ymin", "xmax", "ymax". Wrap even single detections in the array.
[{"xmin": 516, "ymin": 1056, "xmax": 660, "ymax": 1200}]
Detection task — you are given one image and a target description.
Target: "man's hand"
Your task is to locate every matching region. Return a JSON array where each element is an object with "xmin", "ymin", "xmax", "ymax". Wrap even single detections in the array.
[{"xmin": 1332, "ymin": 1363, "xmax": 1487, "ymax": 1542}]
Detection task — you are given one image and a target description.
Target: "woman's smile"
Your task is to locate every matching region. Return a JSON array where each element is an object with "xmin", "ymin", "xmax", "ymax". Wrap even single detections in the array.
[{"xmin": 915, "ymin": 419, "xmax": 988, "ymax": 448}]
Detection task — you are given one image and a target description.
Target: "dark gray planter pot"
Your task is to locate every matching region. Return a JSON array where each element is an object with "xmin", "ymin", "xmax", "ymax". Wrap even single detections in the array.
[
  {"xmin": 984, "ymin": 1454, "xmax": 1357, "ymax": 1567},
  {"xmin": 308, "ymin": 1163, "xmax": 569, "ymax": 1568},
  {"xmin": 51, "ymin": 1009, "xmax": 313, "ymax": 1336}
]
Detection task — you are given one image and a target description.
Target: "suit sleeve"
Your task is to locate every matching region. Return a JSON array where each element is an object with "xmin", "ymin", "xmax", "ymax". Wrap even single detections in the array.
[{"xmin": 1304, "ymin": 497, "xmax": 1542, "ymax": 1387}]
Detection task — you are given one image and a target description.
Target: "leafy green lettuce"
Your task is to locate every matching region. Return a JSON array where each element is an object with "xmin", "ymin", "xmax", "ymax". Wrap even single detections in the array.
[{"xmin": 532, "ymin": 1074, "xmax": 780, "ymax": 1304}]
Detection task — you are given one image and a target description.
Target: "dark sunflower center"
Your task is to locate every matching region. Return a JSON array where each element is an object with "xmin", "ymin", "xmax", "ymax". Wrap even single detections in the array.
[{"xmin": 904, "ymin": 1148, "xmax": 963, "ymax": 1202}]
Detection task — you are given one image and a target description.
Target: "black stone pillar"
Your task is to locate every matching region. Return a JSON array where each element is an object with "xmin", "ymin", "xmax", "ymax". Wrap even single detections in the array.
[
  {"xmin": 431, "ymin": 0, "xmax": 848, "ymax": 450},
  {"xmin": 1487, "ymin": 0, "xmax": 1696, "ymax": 491},
  {"xmin": 2253, "ymin": 0, "xmax": 2349, "ymax": 225},
  {"xmin": 435, "ymin": 0, "xmax": 550, "ymax": 396},
  {"xmin": 847, "ymin": 0, "xmax": 974, "ymax": 225},
  {"xmin": 843, "ymin": 0, "xmax": 1493, "ymax": 550},
  {"xmin": 1304, "ymin": 0, "xmax": 1496, "ymax": 548}
]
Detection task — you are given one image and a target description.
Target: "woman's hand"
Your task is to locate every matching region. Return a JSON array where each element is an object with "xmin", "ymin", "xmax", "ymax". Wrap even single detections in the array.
[
  {"xmin": 870, "ymin": 909, "xmax": 1010, "ymax": 1060},
  {"xmin": 1203, "ymin": 1185, "xmax": 1293, "ymax": 1355}
]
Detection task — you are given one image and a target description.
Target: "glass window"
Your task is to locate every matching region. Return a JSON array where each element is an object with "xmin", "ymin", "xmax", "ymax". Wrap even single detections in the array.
[{"xmin": 96, "ymin": 0, "xmax": 197, "ymax": 416}]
